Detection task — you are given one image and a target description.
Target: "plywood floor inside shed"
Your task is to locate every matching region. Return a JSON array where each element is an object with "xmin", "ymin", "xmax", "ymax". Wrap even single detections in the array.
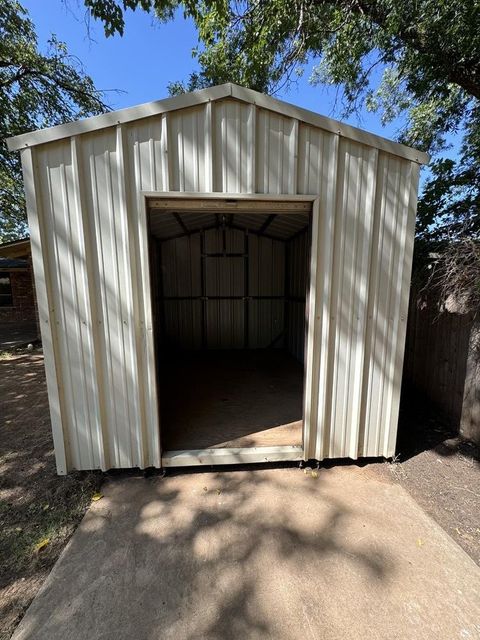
[{"xmin": 160, "ymin": 350, "xmax": 304, "ymax": 450}]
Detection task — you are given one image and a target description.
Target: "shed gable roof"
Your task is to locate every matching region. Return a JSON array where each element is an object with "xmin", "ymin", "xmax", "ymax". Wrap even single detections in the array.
[{"xmin": 6, "ymin": 83, "xmax": 429, "ymax": 164}]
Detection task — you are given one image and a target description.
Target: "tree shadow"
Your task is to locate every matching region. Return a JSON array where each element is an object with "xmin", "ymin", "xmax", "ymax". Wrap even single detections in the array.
[
  {"xmin": 0, "ymin": 352, "xmax": 101, "ymax": 638},
  {"xmin": 395, "ymin": 384, "xmax": 480, "ymax": 464},
  {"xmin": 12, "ymin": 468, "xmax": 394, "ymax": 640}
]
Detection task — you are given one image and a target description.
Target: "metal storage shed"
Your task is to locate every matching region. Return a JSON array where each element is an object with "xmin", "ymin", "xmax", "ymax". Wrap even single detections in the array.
[{"xmin": 7, "ymin": 83, "xmax": 429, "ymax": 474}]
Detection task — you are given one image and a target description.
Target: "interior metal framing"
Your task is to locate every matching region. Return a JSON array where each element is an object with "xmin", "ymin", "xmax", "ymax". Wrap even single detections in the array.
[{"xmin": 145, "ymin": 193, "xmax": 317, "ymax": 466}]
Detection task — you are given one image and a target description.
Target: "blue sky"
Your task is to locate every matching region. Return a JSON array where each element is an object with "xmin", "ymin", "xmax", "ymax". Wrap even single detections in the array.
[
  {"xmin": 24, "ymin": 0, "xmax": 406, "ymax": 141},
  {"xmin": 24, "ymin": 0, "xmax": 465, "ymax": 183}
]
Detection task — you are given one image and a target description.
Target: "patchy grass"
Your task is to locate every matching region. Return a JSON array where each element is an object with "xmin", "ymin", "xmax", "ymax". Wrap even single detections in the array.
[{"xmin": 0, "ymin": 349, "xmax": 102, "ymax": 640}]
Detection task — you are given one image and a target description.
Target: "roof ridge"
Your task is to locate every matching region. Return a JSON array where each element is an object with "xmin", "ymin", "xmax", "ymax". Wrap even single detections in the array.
[{"xmin": 6, "ymin": 83, "xmax": 429, "ymax": 164}]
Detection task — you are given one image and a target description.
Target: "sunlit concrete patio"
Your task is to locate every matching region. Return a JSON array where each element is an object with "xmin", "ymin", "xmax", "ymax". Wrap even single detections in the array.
[{"xmin": 12, "ymin": 465, "xmax": 480, "ymax": 640}]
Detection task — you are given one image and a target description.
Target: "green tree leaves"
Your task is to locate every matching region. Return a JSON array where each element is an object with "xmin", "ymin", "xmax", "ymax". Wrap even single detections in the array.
[
  {"xmin": 0, "ymin": 0, "xmax": 108, "ymax": 242},
  {"xmin": 83, "ymin": 0, "xmax": 480, "ymax": 243}
]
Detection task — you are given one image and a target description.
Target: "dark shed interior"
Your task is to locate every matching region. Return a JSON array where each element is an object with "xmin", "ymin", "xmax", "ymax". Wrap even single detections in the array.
[{"xmin": 148, "ymin": 204, "xmax": 311, "ymax": 451}]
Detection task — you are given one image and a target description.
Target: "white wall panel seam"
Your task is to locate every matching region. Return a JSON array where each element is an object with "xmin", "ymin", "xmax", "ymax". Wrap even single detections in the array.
[
  {"xmin": 380, "ymin": 162, "xmax": 405, "ymax": 454},
  {"xmin": 367, "ymin": 157, "xmax": 389, "ymax": 456},
  {"xmin": 357, "ymin": 151, "xmax": 385, "ymax": 457},
  {"xmin": 132, "ymin": 139, "xmax": 155, "ymax": 463},
  {"xmin": 71, "ymin": 136, "xmax": 108, "ymax": 470},
  {"xmin": 374, "ymin": 160, "xmax": 401, "ymax": 455},
  {"xmin": 148, "ymin": 134, "xmax": 156, "ymax": 191},
  {"xmin": 330, "ymin": 142, "xmax": 351, "ymax": 457},
  {"xmin": 366, "ymin": 154, "xmax": 389, "ymax": 455},
  {"xmin": 117, "ymin": 124, "xmax": 147, "ymax": 467},
  {"xmin": 161, "ymin": 114, "xmax": 170, "ymax": 191},
  {"xmin": 45, "ymin": 153, "xmax": 82, "ymax": 468},
  {"xmin": 192, "ymin": 110, "xmax": 199, "ymax": 191},
  {"xmin": 105, "ymin": 144, "xmax": 131, "ymax": 466},
  {"xmin": 219, "ymin": 102, "xmax": 227, "ymax": 192},
  {"xmin": 261, "ymin": 111, "xmax": 268, "ymax": 192},
  {"xmin": 344, "ymin": 143, "xmax": 366, "ymax": 457},
  {"xmin": 247, "ymin": 104, "xmax": 256, "ymax": 193},
  {"xmin": 347, "ymin": 147, "xmax": 378, "ymax": 459},
  {"xmin": 21, "ymin": 148, "xmax": 69, "ymax": 474},
  {"xmin": 340, "ymin": 145, "xmax": 361, "ymax": 457},
  {"xmin": 64, "ymin": 141, "xmax": 95, "ymax": 469},
  {"xmin": 176, "ymin": 116, "xmax": 184, "ymax": 191},
  {"xmin": 382, "ymin": 162, "xmax": 415, "ymax": 456},
  {"xmin": 302, "ymin": 198, "xmax": 320, "ymax": 458},
  {"xmin": 235, "ymin": 102, "xmax": 241, "ymax": 193},
  {"xmin": 204, "ymin": 103, "xmax": 213, "ymax": 192},
  {"xmin": 88, "ymin": 143, "xmax": 122, "ymax": 467},
  {"xmin": 308, "ymin": 133, "xmax": 339, "ymax": 460},
  {"xmin": 290, "ymin": 119, "xmax": 299, "ymax": 194},
  {"xmin": 379, "ymin": 161, "xmax": 404, "ymax": 454},
  {"xmin": 384, "ymin": 162, "xmax": 419, "ymax": 456}
]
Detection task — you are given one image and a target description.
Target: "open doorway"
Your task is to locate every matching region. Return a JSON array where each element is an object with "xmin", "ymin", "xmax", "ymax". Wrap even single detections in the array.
[{"xmin": 147, "ymin": 197, "xmax": 312, "ymax": 456}]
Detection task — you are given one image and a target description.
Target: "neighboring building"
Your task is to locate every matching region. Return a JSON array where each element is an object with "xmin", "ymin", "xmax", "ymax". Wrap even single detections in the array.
[{"xmin": 0, "ymin": 238, "xmax": 38, "ymax": 330}]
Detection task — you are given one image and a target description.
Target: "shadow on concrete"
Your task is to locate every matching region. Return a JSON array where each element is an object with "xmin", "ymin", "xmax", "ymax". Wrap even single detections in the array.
[{"xmin": 12, "ymin": 467, "xmax": 397, "ymax": 640}]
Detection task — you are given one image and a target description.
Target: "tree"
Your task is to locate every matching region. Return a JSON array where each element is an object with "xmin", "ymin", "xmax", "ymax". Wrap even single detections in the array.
[
  {"xmin": 83, "ymin": 0, "xmax": 479, "ymax": 245},
  {"xmin": 0, "ymin": 0, "xmax": 109, "ymax": 242}
]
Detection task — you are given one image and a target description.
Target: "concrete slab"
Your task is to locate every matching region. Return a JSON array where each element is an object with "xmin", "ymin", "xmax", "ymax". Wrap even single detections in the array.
[{"xmin": 12, "ymin": 465, "xmax": 480, "ymax": 640}]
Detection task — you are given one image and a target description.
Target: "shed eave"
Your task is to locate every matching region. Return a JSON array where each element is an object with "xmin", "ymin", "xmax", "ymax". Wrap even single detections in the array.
[
  {"xmin": 6, "ymin": 84, "xmax": 234, "ymax": 152},
  {"xmin": 230, "ymin": 85, "xmax": 430, "ymax": 165},
  {"xmin": 6, "ymin": 82, "xmax": 430, "ymax": 165}
]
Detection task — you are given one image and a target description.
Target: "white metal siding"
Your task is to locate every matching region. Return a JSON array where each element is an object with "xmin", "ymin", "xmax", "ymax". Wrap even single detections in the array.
[
  {"xmin": 360, "ymin": 154, "xmax": 418, "ymax": 457},
  {"xmin": 169, "ymin": 107, "xmax": 209, "ymax": 192},
  {"xmin": 23, "ymin": 95, "xmax": 421, "ymax": 472},
  {"xmin": 35, "ymin": 140, "xmax": 105, "ymax": 471},
  {"xmin": 257, "ymin": 110, "xmax": 298, "ymax": 194},
  {"xmin": 286, "ymin": 231, "xmax": 309, "ymax": 363},
  {"xmin": 214, "ymin": 100, "xmax": 255, "ymax": 192},
  {"xmin": 248, "ymin": 234, "xmax": 286, "ymax": 348},
  {"xmin": 156, "ymin": 227, "xmax": 290, "ymax": 351},
  {"xmin": 322, "ymin": 139, "xmax": 378, "ymax": 459}
]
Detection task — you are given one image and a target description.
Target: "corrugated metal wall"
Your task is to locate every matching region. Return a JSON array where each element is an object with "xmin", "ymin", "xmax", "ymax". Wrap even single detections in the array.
[
  {"xmin": 286, "ymin": 231, "xmax": 309, "ymax": 363},
  {"xmin": 248, "ymin": 234, "xmax": 286, "ymax": 348},
  {"xmin": 155, "ymin": 227, "xmax": 293, "ymax": 351},
  {"xmin": 23, "ymin": 96, "xmax": 419, "ymax": 472}
]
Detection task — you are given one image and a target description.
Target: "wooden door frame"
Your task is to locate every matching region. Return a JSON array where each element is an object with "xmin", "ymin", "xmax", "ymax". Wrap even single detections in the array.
[{"xmin": 141, "ymin": 192, "xmax": 320, "ymax": 467}]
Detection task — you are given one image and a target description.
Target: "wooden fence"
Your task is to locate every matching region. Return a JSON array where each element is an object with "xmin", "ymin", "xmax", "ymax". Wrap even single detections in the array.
[{"xmin": 403, "ymin": 287, "xmax": 479, "ymax": 443}]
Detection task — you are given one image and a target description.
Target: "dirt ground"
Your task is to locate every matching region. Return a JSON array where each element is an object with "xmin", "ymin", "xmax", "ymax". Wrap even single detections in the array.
[
  {"xmin": 0, "ymin": 349, "xmax": 101, "ymax": 640},
  {"xmin": 374, "ymin": 390, "xmax": 480, "ymax": 565},
  {"xmin": 0, "ymin": 352, "xmax": 478, "ymax": 639}
]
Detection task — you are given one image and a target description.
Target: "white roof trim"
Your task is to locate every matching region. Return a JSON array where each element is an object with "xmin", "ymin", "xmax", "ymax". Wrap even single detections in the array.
[{"xmin": 7, "ymin": 82, "xmax": 429, "ymax": 164}]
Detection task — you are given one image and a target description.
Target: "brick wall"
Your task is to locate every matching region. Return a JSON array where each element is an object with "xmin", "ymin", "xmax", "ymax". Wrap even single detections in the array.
[{"xmin": 0, "ymin": 268, "xmax": 37, "ymax": 324}]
